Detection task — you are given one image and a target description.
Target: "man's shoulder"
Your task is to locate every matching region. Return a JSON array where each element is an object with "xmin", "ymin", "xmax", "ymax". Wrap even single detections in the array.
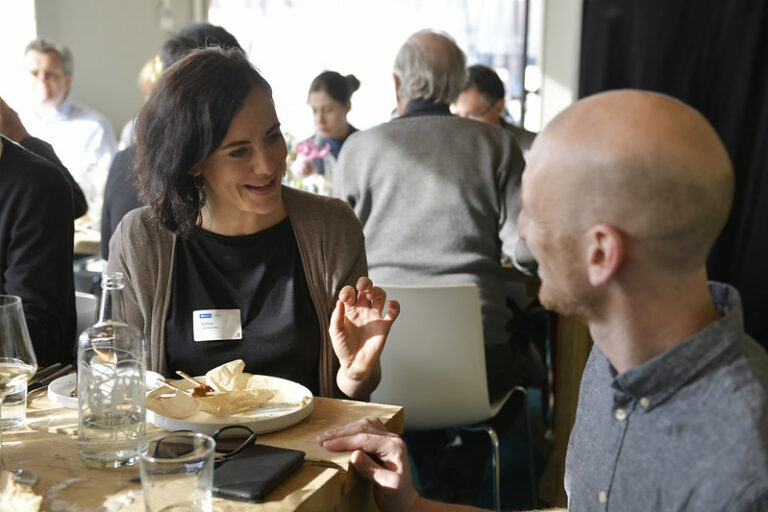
[
  {"xmin": 342, "ymin": 121, "xmax": 389, "ymax": 144},
  {"xmin": 0, "ymin": 137, "xmax": 68, "ymax": 188},
  {"xmin": 659, "ymin": 335, "xmax": 768, "ymax": 471},
  {"xmin": 346, "ymin": 115, "xmax": 518, "ymax": 151},
  {"xmin": 65, "ymin": 100, "xmax": 113, "ymax": 130},
  {"xmin": 283, "ymin": 185, "xmax": 358, "ymax": 223},
  {"xmin": 710, "ymin": 333, "xmax": 768, "ymax": 423},
  {"xmin": 109, "ymin": 145, "xmax": 137, "ymax": 173},
  {"xmin": 685, "ymin": 327, "xmax": 768, "ymax": 403}
]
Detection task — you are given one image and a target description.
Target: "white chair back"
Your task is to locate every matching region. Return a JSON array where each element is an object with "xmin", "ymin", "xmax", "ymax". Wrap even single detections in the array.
[
  {"xmin": 75, "ymin": 291, "xmax": 98, "ymax": 340},
  {"xmin": 372, "ymin": 283, "xmax": 492, "ymax": 430}
]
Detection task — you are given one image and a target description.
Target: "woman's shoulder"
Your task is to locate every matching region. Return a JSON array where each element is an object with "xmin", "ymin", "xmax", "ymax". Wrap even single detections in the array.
[
  {"xmin": 283, "ymin": 186, "xmax": 356, "ymax": 219},
  {"xmin": 282, "ymin": 186, "xmax": 362, "ymax": 245},
  {"xmin": 109, "ymin": 206, "xmax": 175, "ymax": 278},
  {"xmin": 116, "ymin": 206, "xmax": 175, "ymax": 246}
]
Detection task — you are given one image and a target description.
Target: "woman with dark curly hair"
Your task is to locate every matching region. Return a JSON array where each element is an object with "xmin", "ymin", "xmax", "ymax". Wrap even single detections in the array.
[{"xmin": 107, "ymin": 47, "xmax": 399, "ymax": 399}]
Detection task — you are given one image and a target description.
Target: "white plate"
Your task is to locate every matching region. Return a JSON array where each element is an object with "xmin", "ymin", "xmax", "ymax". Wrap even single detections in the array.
[
  {"xmin": 146, "ymin": 375, "xmax": 313, "ymax": 436},
  {"xmin": 47, "ymin": 370, "xmax": 165, "ymax": 409}
]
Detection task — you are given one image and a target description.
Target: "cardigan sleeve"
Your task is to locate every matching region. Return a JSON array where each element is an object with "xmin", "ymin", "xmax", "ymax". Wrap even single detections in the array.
[
  {"xmin": 107, "ymin": 215, "xmax": 147, "ymax": 335},
  {"xmin": 106, "ymin": 208, "xmax": 176, "ymax": 375},
  {"xmin": 283, "ymin": 187, "xmax": 369, "ymax": 398}
]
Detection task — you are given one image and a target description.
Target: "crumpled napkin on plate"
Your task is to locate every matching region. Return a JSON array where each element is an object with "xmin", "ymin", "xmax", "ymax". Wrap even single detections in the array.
[{"xmin": 0, "ymin": 470, "xmax": 42, "ymax": 511}]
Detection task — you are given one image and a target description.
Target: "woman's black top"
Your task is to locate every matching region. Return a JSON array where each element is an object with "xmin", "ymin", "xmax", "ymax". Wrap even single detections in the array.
[{"xmin": 164, "ymin": 217, "xmax": 320, "ymax": 394}]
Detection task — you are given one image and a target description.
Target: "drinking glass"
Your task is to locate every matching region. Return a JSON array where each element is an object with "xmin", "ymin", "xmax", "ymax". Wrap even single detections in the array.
[
  {"xmin": 0, "ymin": 295, "xmax": 38, "ymax": 486},
  {"xmin": 139, "ymin": 432, "xmax": 215, "ymax": 512}
]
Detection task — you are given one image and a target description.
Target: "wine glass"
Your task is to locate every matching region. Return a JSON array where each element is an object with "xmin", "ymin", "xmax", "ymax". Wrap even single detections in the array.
[{"xmin": 0, "ymin": 295, "xmax": 38, "ymax": 486}]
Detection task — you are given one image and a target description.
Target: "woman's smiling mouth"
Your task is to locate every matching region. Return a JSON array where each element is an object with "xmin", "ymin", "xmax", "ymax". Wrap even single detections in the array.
[{"xmin": 244, "ymin": 178, "xmax": 276, "ymax": 194}]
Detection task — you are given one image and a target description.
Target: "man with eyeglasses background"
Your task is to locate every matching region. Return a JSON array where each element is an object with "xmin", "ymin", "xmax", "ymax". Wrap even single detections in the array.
[{"xmin": 453, "ymin": 64, "xmax": 536, "ymax": 158}]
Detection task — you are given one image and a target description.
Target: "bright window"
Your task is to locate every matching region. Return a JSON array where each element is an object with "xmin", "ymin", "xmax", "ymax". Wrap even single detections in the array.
[
  {"xmin": 209, "ymin": 0, "xmax": 542, "ymax": 140},
  {"xmin": 0, "ymin": 0, "xmax": 37, "ymax": 107}
]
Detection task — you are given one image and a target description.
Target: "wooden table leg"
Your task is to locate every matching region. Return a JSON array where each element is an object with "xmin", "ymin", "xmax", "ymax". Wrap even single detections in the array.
[{"xmin": 537, "ymin": 315, "xmax": 592, "ymax": 507}]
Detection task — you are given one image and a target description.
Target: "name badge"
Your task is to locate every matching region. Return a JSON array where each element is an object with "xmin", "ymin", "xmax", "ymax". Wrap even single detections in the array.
[{"xmin": 192, "ymin": 309, "xmax": 242, "ymax": 342}]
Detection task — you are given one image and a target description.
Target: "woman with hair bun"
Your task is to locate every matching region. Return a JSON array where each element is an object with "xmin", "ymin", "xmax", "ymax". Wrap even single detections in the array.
[{"xmin": 295, "ymin": 71, "xmax": 360, "ymax": 181}]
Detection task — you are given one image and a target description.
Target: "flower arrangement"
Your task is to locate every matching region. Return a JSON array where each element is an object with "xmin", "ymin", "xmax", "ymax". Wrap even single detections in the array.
[
  {"xmin": 292, "ymin": 139, "xmax": 330, "ymax": 178},
  {"xmin": 283, "ymin": 134, "xmax": 332, "ymax": 195}
]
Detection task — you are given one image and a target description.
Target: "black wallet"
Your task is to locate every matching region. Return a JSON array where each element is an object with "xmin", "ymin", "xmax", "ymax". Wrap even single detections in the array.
[{"xmin": 212, "ymin": 444, "xmax": 305, "ymax": 503}]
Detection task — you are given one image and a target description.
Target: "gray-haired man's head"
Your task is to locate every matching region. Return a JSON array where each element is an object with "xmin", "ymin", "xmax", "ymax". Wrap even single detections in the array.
[
  {"xmin": 393, "ymin": 30, "xmax": 466, "ymax": 111},
  {"xmin": 24, "ymin": 38, "xmax": 74, "ymax": 110}
]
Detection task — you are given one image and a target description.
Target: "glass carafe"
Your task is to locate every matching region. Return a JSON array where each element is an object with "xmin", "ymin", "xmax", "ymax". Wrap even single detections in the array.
[{"xmin": 77, "ymin": 272, "xmax": 147, "ymax": 468}]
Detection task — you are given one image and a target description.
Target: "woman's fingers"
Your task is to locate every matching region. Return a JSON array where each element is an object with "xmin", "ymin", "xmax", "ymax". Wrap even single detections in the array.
[
  {"xmin": 384, "ymin": 300, "xmax": 400, "ymax": 322},
  {"xmin": 338, "ymin": 285, "xmax": 356, "ymax": 306},
  {"xmin": 354, "ymin": 277, "xmax": 374, "ymax": 309},
  {"xmin": 369, "ymin": 287, "xmax": 387, "ymax": 315},
  {"xmin": 329, "ymin": 299, "xmax": 345, "ymax": 336},
  {"xmin": 355, "ymin": 276, "xmax": 373, "ymax": 292}
]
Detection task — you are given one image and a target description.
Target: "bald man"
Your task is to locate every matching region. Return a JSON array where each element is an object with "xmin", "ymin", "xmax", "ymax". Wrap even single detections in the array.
[{"xmin": 317, "ymin": 90, "xmax": 768, "ymax": 512}]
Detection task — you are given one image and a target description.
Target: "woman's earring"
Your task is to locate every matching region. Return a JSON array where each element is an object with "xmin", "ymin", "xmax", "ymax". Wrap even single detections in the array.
[
  {"xmin": 194, "ymin": 175, "xmax": 206, "ymax": 209},
  {"xmin": 198, "ymin": 187, "xmax": 207, "ymax": 209}
]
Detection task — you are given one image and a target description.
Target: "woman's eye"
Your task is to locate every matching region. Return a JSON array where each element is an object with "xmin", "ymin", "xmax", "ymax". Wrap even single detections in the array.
[
  {"xmin": 228, "ymin": 147, "xmax": 248, "ymax": 158},
  {"xmin": 266, "ymin": 133, "xmax": 282, "ymax": 144}
]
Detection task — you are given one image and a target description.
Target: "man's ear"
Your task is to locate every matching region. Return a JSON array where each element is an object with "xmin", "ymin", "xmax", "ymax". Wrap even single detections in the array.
[
  {"xmin": 585, "ymin": 224, "xmax": 623, "ymax": 286},
  {"xmin": 393, "ymin": 75, "xmax": 404, "ymax": 116},
  {"xmin": 65, "ymin": 75, "xmax": 73, "ymax": 92},
  {"xmin": 492, "ymin": 98, "xmax": 505, "ymax": 117}
]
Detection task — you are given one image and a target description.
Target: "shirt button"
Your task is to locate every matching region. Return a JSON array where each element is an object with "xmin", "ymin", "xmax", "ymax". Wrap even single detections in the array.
[
  {"xmin": 639, "ymin": 397, "xmax": 651, "ymax": 408},
  {"xmin": 599, "ymin": 490, "xmax": 608, "ymax": 503},
  {"xmin": 615, "ymin": 408, "xmax": 627, "ymax": 421}
]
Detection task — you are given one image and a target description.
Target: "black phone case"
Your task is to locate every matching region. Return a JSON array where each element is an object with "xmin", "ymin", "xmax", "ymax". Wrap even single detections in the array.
[{"xmin": 212, "ymin": 443, "xmax": 305, "ymax": 503}]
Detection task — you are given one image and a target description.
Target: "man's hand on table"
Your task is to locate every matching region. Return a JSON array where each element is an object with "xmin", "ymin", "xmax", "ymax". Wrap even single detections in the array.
[
  {"xmin": 318, "ymin": 418, "xmax": 494, "ymax": 512},
  {"xmin": 317, "ymin": 418, "xmax": 423, "ymax": 512},
  {"xmin": 330, "ymin": 277, "xmax": 400, "ymax": 399}
]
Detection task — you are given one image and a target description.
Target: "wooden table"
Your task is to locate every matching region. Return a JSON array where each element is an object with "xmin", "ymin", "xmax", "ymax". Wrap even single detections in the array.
[
  {"xmin": 74, "ymin": 227, "xmax": 100, "ymax": 256},
  {"xmin": 4, "ymin": 392, "xmax": 403, "ymax": 511}
]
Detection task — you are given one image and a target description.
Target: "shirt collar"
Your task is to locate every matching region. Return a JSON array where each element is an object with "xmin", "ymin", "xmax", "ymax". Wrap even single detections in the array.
[
  {"xmin": 398, "ymin": 98, "xmax": 452, "ymax": 119},
  {"xmin": 316, "ymin": 124, "xmax": 358, "ymax": 159},
  {"xmin": 37, "ymin": 97, "xmax": 73, "ymax": 121},
  {"xmin": 609, "ymin": 282, "xmax": 744, "ymax": 410}
]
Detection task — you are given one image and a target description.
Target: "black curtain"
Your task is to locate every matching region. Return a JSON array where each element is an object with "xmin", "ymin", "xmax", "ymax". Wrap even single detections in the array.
[{"xmin": 579, "ymin": 0, "xmax": 768, "ymax": 346}]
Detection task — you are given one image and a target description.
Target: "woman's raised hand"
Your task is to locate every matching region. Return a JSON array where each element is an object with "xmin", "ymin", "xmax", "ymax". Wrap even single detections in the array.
[{"xmin": 329, "ymin": 277, "xmax": 399, "ymax": 398}]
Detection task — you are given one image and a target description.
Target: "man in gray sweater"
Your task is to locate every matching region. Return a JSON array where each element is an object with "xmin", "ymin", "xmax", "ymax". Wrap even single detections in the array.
[
  {"xmin": 332, "ymin": 29, "xmax": 535, "ymax": 504},
  {"xmin": 333, "ymin": 29, "xmax": 533, "ymax": 404}
]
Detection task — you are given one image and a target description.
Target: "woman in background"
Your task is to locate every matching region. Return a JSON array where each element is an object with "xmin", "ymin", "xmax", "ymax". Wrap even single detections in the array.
[
  {"xmin": 108, "ymin": 48, "xmax": 398, "ymax": 400},
  {"xmin": 296, "ymin": 71, "xmax": 360, "ymax": 179}
]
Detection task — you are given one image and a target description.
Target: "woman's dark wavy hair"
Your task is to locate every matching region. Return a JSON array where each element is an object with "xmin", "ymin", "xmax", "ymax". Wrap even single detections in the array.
[
  {"xmin": 134, "ymin": 47, "xmax": 272, "ymax": 238},
  {"xmin": 308, "ymin": 71, "xmax": 360, "ymax": 105}
]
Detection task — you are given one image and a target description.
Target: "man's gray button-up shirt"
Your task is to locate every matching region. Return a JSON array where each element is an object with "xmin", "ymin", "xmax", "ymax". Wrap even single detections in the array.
[{"xmin": 564, "ymin": 282, "xmax": 768, "ymax": 511}]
